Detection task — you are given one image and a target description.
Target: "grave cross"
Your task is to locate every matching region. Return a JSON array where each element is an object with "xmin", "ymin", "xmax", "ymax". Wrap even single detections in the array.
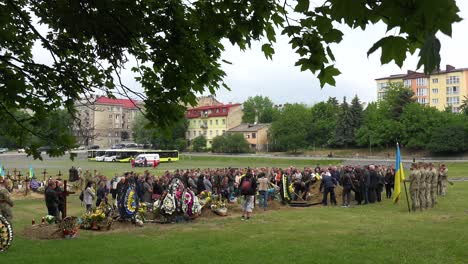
[
  {"xmin": 56, "ymin": 170, "xmax": 62, "ymax": 180},
  {"xmin": 62, "ymin": 180, "xmax": 75, "ymax": 218},
  {"xmin": 42, "ymin": 169, "xmax": 47, "ymax": 182}
]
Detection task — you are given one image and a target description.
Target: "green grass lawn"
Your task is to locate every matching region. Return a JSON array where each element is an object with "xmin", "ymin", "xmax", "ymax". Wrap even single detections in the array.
[{"xmin": 1, "ymin": 152, "xmax": 467, "ymax": 263}]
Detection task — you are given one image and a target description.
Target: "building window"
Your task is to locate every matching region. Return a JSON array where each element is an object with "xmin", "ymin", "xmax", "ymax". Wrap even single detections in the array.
[
  {"xmin": 377, "ymin": 92, "xmax": 386, "ymax": 100},
  {"xmin": 432, "ymin": 99, "xmax": 439, "ymax": 104},
  {"xmin": 115, "ymin": 132, "xmax": 119, "ymax": 137},
  {"xmin": 109, "ymin": 114, "xmax": 112, "ymax": 119},
  {"xmin": 246, "ymin": 134, "xmax": 250, "ymax": 139},
  {"xmin": 417, "ymin": 98, "xmax": 428, "ymax": 105},
  {"xmin": 403, "ymin": 80, "xmax": 411, "ymax": 87},
  {"xmin": 215, "ymin": 109, "xmax": 219, "ymax": 113},
  {"xmin": 222, "ymin": 108, "xmax": 227, "ymax": 113},
  {"xmin": 432, "ymin": 78, "xmax": 438, "ymax": 84},
  {"xmin": 416, "ymin": 88, "xmax": 428, "ymax": 96},
  {"xmin": 198, "ymin": 120, "xmax": 201, "ymax": 125},
  {"xmin": 446, "ymin": 76, "xmax": 460, "ymax": 84},
  {"xmin": 210, "ymin": 120, "xmax": 212, "ymax": 125},
  {"xmin": 222, "ymin": 119, "xmax": 225, "ymax": 125},
  {"xmin": 215, "ymin": 119, "xmax": 218, "ymax": 125},
  {"xmin": 452, "ymin": 107, "xmax": 460, "ymax": 113},
  {"xmin": 416, "ymin": 78, "xmax": 427, "ymax": 87},
  {"xmin": 446, "ymin": 96, "xmax": 460, "ymax": 105},
  {"xmin": 432, "ymin": 88, "xmax": 438, "ymax": 94},
  {"xmin": 222, "ymin": 130, "xmax": 225, "ymax": 134},
  {"xmin": 203, "ymin": 131, "xmax": 207, "ymax": 136},
  {"xmin": 193, "ymin": 131, "xmax": 196, "ymax": 136},
  {"xmin": 252, "ymin": 133, "xmax": 256, "ymax": 139},
  {"xmin": 216, "ymin": 130, "xmax": 219, "ymax": 136},
  {"xmin": 198, "ymin": 131, "xmax": 201, "ymax": 136},
  {"xmin": 210, "ymin": 130, "xmax": 212, "ymax": 136},
  {"xmin": 377, "ymin": 83, "xmax": 389, "ymax": 90},
  {"xmin": 446, "ymin": 86, "xmax": 459, "ymax": 95}
]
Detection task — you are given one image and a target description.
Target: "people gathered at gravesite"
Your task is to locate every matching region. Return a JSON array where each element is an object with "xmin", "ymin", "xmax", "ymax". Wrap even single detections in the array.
[{"xmin": 0, "ymin": 161, "xmax": 450, "ymax": 224}]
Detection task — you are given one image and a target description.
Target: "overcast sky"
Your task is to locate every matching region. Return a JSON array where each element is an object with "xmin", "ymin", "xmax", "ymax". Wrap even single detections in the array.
[
  {"xmin": 216, "ymin": 0, "xmax": 468, "ymax": 106},
  {"xmin": 31, "ymin": 1, "xmax": 468, "ymax": 106}
]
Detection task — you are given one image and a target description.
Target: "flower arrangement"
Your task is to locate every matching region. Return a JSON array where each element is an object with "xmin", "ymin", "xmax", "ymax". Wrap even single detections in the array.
[
  {"xmin": 60, "ymin": 216, "xmax": 78, "ymax": 239},
  {"xmin": 80, "ymin": 203, "xmax": 113, "ymax": 231},
  {"xmin": 210, "ymin": 199, "xmax": 228, "ymax": 216},
  {"xmin": 198, "ymin": 191, "xmax": 212, "ymax": 208},
  {"xmin": 0, "ymin": 215, "xmax": 13, "ymax": 252}
]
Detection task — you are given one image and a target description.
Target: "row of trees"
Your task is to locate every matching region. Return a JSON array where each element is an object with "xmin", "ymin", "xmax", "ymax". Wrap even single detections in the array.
[{"xmin": 266, "ymin": 84, "xmax": 468, "ymax": 153}]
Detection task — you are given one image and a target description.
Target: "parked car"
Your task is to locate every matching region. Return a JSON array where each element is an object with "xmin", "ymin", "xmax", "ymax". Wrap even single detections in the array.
[
  {"xmin": 135, "ymin": 154, "xmax": 160, "ymax": 167},
  {"xmin": 0, "ymin": 148, "xmax": 8, "ymax": 154},
  {"xmin": 111, "ymin": 144, "xmax": 125, "ymax": 149},
  {"xmin": 87, "ymin": 145, "xmax": 100, "ymax": 150},
  {"xmin": 38, "ymin": 146, "xmax": 51, "ymax": 152},
  {"xmin": 17, "ymin": 148, "xmax": 26, "ymax": 153}
]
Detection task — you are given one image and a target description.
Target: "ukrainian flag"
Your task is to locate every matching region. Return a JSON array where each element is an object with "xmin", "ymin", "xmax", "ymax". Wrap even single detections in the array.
[
  {"xmin": 29, "ymin": 164, "xmax": 35, "ymax": 179},
  {"xmin": 393, "ymin": 143, "xmax": 405, "ymax": 203}
]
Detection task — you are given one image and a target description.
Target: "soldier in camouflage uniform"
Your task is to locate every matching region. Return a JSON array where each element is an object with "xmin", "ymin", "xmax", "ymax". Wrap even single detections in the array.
[
  {"xmin": 439, "ymin": 164, "xmax": 449, "ymax": 196},
  {"xmin": 429, "ymin": 163, "xmax": 439, "ymax": 208},
  {"xmin": 0, "ymin": 177, "xmax": 14, "ymax": 221},
  {"xmin": 423, "ymin": 163, "xmax": 432, "ymax": 209},
  {"xmin": 418, "ymin": 163, "xmax": 427, "ymax": 210},
  {"xmin": 408, "ymin": 163, "xmax": 420, "ymax": 211}
]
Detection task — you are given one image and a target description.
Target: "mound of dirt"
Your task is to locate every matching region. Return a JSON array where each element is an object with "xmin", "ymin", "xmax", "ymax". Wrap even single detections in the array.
[
  {"xmin": 11, "ymin": 191, "xmax": 44, "ymax": 200},
  {"xmin": 308, "ymin": 183, "xmax": 343, "ymax": 204},
  {"xmin": 22, "ymin": 224, "xmax": 63, "ymax": 240}
]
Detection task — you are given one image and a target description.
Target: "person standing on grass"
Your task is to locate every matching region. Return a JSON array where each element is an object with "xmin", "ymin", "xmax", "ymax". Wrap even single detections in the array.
[
  {"xmin": 384, "ymin": 168, "xmax": 394, "ymax": 199},
  {"xmin": 240, "ymin": 170, "xmax": 257, "ymax": 220},
  {"xmin": 340, "ymin": 167, "xmax": 353, "ymax": 207},
  {"xmin": 257, "ymin": 172, "xmax": 269, "ymax": 210},
  {"xmin": 83, "ymin": 181, "xmax": 95, "ymax": 213},
  {"xmin": 45, "ymin": 180, "xmax": 60, "ymax": 221},
  {"xmin": 96, "ymin": 181, "xmax": 107, "ymax": 206},
  {"xmin": 319, "ymin": 168, "xmax": 337, "ymax": 206}
]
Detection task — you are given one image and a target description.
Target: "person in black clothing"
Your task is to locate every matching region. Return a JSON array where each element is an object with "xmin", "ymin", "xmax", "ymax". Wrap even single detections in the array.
[
  {"xmin": 197, "ymin": 174, "xmax": 205, "ymax": 194},
  {"xmin": 368, "ymin": 165, "xmax": 378, "ymax": 203},
  {"xmin": 320, "ymin": 170, "xmax": 337, "ymax": 206},
  {"xmin": 96, "ymin": 181, "xmax": 107, "ymax": 206},
  {"xmin": 361, "ymin": 166, "xmax": 370, "ymax": 204},
  {"xmin": 353, "ymin": 168, "xmax": 362, "ymax": 205},
  {"xmin": 45, "ymin": 181, "xmax": 60, "ymax": 221},
  {"xmin": 384, "ymin": 168, "xmax": 395, "ymax": 199},
  {"xmin": 152, "ymin": 178, "xmax": 163, "ymax": 200},
  {"xmin": 239, "ymin": 170, "xmax": 257, "ymax": 220},
  {"xmin": 55, "ymin": 181, "xmax": 65, "ymax": 220}
]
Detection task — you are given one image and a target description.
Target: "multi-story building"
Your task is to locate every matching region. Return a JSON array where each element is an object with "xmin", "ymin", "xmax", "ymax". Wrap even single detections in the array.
[
  {"xmin": 376, "ymin": 65, "xmax": 468, "ymax": 113},
  {"xmin": 185, "ymin": 102, "xmax": 243, "ymax": 148},
  {"xmin": 227, "ymin": 123, "xmax": 271, "ymax": 152},
  {"xmin": 74, "ymin": 96, "xmax": 141, "ymax": 147}
]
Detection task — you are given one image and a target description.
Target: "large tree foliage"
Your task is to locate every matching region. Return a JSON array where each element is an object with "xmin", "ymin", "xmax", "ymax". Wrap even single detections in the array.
[
  {"xmin": 0, "ymin": 0, "xmax": 461, "ymax": 157},
  {"xmin": 242, "ymin": 95, "xmax": 276, "ymax": 123},
  {"xmin": 0, "ymin": 109, "xmax": 75, "ymax": 159},
  {"xmin": 211, "ymin": 133, "xmax": 250, "ymax": 153},
  {"xmin": 132, "ymin": 113, "xmax": 187, "ymax": 151},
  {"xmin": 330, "ymin": 97, "xmax": 354, "ymax": 147},
  {"xmin": 307, "ymin": 98, "xmax": 339, "ymax": 147},
  {"xmin": 270, "ymin": 103, "xmax": 311, "ymax": 152}
]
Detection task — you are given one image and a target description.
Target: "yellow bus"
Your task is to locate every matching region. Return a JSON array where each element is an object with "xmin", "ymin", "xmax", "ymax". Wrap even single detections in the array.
[{"xmin": 88, "ymin": 149, "xmax": 179, "ymax": 162}]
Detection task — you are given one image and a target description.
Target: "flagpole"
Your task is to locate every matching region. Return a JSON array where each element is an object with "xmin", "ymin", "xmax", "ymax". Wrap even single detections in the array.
[{"xmin": 403, "ymin": 181, "xmax": 411, "ymax": 213}]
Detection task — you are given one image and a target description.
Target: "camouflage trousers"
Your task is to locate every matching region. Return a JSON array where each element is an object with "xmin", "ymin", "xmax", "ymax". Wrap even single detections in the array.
[
  {"xmin": 0, "ymin": 203, "xmax": 13, "ymax": 221},
  {"xmin": 425, "ymin": 183, "xmax": 432, "ymax": 209},
  {"xmin": 410, "ymin": 189, "xmax": 420, "ymax": 211},
  {"xmin": 440, "ymin": 179, "xmax": 448, "ymax": 196},
  {"xmin": 431, "ymin": 186, "xmax": 438, "ymax": 207},
  {"xmin": 419, "ymin": 188, "xmax": 427, "ymax": 210}
]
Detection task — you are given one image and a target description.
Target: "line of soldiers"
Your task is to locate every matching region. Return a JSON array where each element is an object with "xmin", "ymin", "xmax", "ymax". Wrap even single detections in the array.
[{"xmin": 408, "ymin": 163, "xmax": 449, "ymax": 212}]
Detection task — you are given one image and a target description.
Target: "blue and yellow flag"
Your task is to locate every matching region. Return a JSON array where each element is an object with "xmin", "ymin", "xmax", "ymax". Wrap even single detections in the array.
[
  {"xmin": 393, "ymin": 143, "xmax": 405, "ymax": 203},
  {"xmin": 29, "ymin": 165, "xmax": 35, "ymax": 179}
]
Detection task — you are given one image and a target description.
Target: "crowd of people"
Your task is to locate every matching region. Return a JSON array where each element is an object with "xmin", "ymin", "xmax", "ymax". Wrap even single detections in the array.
[{"xmin": 0, "ymin": 162, "xmax": 451, "ymax": 224}]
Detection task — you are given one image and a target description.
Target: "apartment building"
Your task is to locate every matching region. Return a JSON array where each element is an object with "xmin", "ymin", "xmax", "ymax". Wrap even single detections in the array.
[
  {"xmin": 185, "ymin": 102, "xmax": 243, "ymax": 148},
  {"xmin": 376, "ymin": 65, "xmax": 468, "ymax": 113},
  {"xmin": 74, "ymin": 96, "xmax": 141, "ymax": 147}
]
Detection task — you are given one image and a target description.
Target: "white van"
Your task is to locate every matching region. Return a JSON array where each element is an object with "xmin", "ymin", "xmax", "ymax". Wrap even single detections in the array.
[{"xmin": 135, "ymin": 154, "xmax": 160, "ymax": 167}]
